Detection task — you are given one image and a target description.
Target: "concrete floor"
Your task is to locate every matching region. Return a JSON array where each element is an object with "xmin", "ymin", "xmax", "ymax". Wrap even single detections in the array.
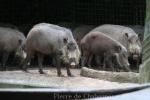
[{"xmin": 0, "ymin": 67, "xmax": 139, "ymax": 89}]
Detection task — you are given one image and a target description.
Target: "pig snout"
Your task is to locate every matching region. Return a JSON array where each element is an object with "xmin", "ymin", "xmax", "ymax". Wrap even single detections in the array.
[
  {"xmin": 15, "ymin": 47, "xmax": 27, "ymax": 59},
  {"xmin": 115, "ymin": 52, "xmax": 130, "ymax": 71},
  {"xmin": 133, "ymin": 54, "xmax": 139, "ymax": 60},
  {"xmin": 59, "ymin": 46, "xmax": 81, "ymax": 67},
  {"xmin": 122, "ymin": 55, "xmax": 130, "ymax": 68},
  {"xmin": 69, "ymin": 58, "xmax": 76, "ymax": 68},
  {"xmin": 128, "ymin": 44, "xmax": 141, "ymax": 57},
  {"xmin": 68, "ymin": 47, "xmax": 81, "ymax": 67},
  {"xmin": 68, "ymin": 51, "xmax": 78, "ymax": 68}
]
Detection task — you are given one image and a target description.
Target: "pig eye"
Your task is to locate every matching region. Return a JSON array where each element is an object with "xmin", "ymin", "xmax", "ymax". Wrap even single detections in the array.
[{"xmin": 63, "ymin": 38, "xmax": 68, "ymax": 44}]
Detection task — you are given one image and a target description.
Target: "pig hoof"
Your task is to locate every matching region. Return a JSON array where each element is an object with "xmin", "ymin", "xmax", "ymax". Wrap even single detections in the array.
[
  {"xmin": 87, "ymin": 66, "xmax": 92, "ymax": 68},
  {"xmin": 125, "ymin": 69, "xmax": 131, "ymax": 72},
  {"xmin": 58, "ymin": 74, "xmax": 65, "ymax": 77},
  {"xmin": 68, "ymin": 74, "xmax": 74, "ymax": 77},
  {"xmin": 23, "ymin": 70, "xmax": 29, "ymax": 73},
  {"xmin": 116, "ymin": 69, "xmax": 120, "ymax": 72},
  {"xmin": 22, "ymin": 68, "xmax": 29, "ymax": 73},
  {"xmin": 39, "ymin": 70, "xmax": 46, "ymax": 74}
]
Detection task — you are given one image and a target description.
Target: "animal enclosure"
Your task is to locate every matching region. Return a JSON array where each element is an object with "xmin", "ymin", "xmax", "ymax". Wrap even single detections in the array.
[
  {"xmin": 0, "ymin": 0, "xmax": 149, "ymax": 99},
  {"xmin": 0, "ymin": 0, "xmax": 145, "ymax": 67}
]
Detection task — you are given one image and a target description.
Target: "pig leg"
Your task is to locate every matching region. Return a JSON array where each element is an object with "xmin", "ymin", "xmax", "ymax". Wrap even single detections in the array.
[
  {"xmin": 1, "ymin": 52, "xmax": 9, "ymax": 71},
  {"xmin": 81, "ymin": 56, "xmax": 87, "ymax": 67},
  {"xmin": 21, "ymin": 54, "xmax": 31, "ymax": 72},
  {"xmin": 103, "ymin": 53, "xmax": 106, "ymax": 70},
  {"xmin": 109, "ymin": 55, "xmax": 116, "ymax": 71},
  {"xmin": 81, "ymin": 51, "xmax": 89, "ymax": 67},
  {"xmin": 95, "ymin": 56, "xmax": 101, "ymax": 69},
  {"xmin": 77, "ymin": 58, "xmax": 82, "ymax": 68},
  {"xmin": 136, "ymin": 58, "xmax": 140, "ymax": 70},
  {"xmin": 52, "ymin": 58, "xmax": 57, "ymax": 67},
  {"xmin": 37, "ymin": 53, "xmax": 45, "ymax": 74},
  {"xmin": 87, "ymin": 54, "xmax": 93, "ymax": 68},
  {"xmin": 105, "ymin": 55, "xmax": 115, "ymax": 71},
  {"xmin": 55, "ymin": 56, "xmax": 64, "ymax": 77},
  {"xmin": 66, "ymin": 64, "xmax": 73, "ymax": 77},
  {"xmin": 112, "ymin": 56, "xmax": 120, "ymax": 72}
]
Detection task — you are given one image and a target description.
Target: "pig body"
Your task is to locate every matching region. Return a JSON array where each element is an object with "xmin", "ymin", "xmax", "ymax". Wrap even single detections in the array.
[
  {"xmin": 0, "ymin": 27, "xmax": 26, "ymax": 70},
  {"xmin": 21, "ymin": 23, "xmax": 80, "ymax": 76},
  {"xmin": 81, "ymin": 31, "xmax": 130, "ymax": 71}
]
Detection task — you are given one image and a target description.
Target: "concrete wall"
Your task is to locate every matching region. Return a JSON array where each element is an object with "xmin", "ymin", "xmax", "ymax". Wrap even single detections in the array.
[{"xmin": 139, "ymin": 0, "xmax": 150, "ymax": 83}]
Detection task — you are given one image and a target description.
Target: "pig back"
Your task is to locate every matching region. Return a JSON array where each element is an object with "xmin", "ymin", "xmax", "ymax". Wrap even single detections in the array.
[
  {"xmin": 58, "ymin": 22, "xmax": 80, "ymax": 31},
  {"xmin": 26, "ymin": 23, "xmax": 76, "ymax": 54},
  {"xmin": 91, "ymin": 24, "xmax": 138, "ymax": 48},
  {"xmin": 81, "ymin": 31, "xmax": 125, "ymax": 55}
]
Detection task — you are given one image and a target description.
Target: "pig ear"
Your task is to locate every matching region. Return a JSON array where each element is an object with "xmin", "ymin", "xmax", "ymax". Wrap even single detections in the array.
[
  {"xmin": 114, "ymin": 45, "xmax": 121, "ymax": 52},
  {"xmin": 125, "ymin": 33, "xmax": 129, "ymax": 38},
  {"xmin": 63, "ymin": 38, "xmax": 68, "ymax": 44}
]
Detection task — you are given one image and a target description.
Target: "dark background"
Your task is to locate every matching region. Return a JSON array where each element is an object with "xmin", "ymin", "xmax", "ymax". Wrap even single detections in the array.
[
  {"xmin": 0, "ymin": 0, "xmax": 145, "ymax": 66},
  {"xmin": 0, "ymin": 0, "xmax": 145, "ymax": 26}
]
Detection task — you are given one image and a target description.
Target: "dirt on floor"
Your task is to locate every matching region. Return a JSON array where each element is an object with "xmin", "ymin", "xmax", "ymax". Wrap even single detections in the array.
[{"xmin": 0, "ymin": 67, "xmax": 140, "ymax": 90}]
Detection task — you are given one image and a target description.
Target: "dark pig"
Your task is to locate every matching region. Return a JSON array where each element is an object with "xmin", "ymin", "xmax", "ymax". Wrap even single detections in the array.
[
  {"xmin": 0, "ymin": 27, "xmax": 26, "ymax": 70},
  {"xmin": 81, "ymin": 31, "xmax": 130, "ymax": 71},
  {"xmin": 21, "ymin": 23, "xmax": 81, "ymax": 76}
]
